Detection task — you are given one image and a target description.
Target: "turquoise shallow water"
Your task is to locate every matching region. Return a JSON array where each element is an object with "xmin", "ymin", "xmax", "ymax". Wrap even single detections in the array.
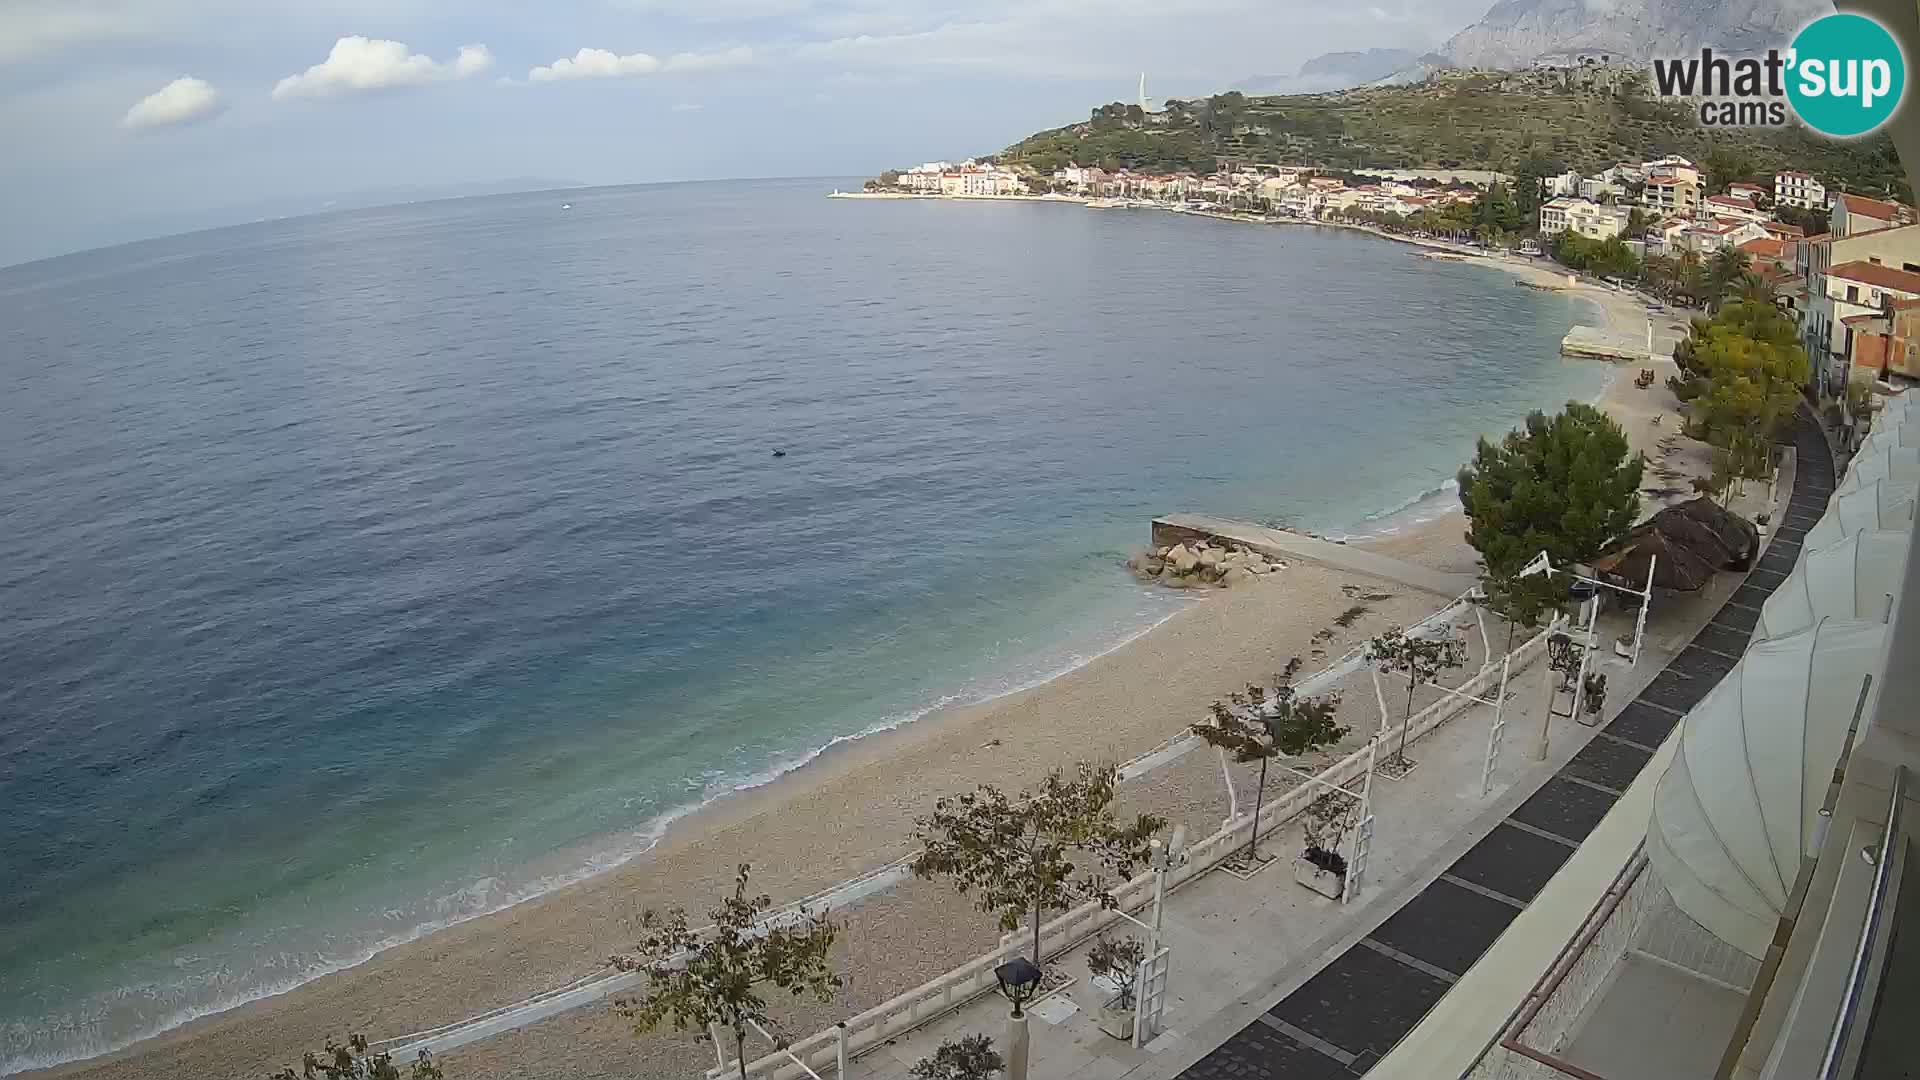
[{"xmin": 0, "ymin": 179, "xmax": 1606, "ymax": 1071}]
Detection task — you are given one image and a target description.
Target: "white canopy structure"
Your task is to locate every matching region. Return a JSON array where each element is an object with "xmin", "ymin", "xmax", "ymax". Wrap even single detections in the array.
[
  {"xmin": 1756, "ymin": 531, "xmax": 1910, "ymax": 641},
  {"xmin": 1647, "ymin": 619, "xmax": 1888, "ymax": 957},
  {"xmin": 1803, "ymin": 479, "xmax": 1916, "ymax": 549},
  {"xmin": 1855, "ymin": 417, "xmax": 1920, "ymax": 453},
  {"xmin": 1837, "ymin": 444, "xmax": 1920, "ymax": 494},
  {"xmin": 1876, "ymin": 392, "xmax": 1914, "ymax": 424}
]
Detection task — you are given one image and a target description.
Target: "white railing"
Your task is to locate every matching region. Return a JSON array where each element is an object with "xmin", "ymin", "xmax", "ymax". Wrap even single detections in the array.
[{"xmin": 715, "ymin": 626, "xmax": 1551, "ymax": 1080}]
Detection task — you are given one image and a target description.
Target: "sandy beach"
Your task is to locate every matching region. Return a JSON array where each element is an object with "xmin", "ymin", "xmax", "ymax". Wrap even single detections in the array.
[{"xmin": 26, "ymin": 227, "xmax": 1700, "ymax": 1080}]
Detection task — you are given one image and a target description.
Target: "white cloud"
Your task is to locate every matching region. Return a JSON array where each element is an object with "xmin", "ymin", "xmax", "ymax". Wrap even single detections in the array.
[
  {"xmin": 664, "ymin": 46, "xmax": 755, "ymax": 72},
  {"xmin": 122, "ymin": 76, "xmax": 221, "ymax": 130},
  {"xmin": 530, "ymin": 47, "xmax": 662, "ymax": 81},
  {"xmin": 529, "ymin": 45, "xmax": 753, "ymax": 81},
  {"xmin": 453, "ymin": 44, "xmax": 495, "ymax": 78},
  {"xmin": 272, "ymin": 36, "xmax": 492, "ymax": 100}
]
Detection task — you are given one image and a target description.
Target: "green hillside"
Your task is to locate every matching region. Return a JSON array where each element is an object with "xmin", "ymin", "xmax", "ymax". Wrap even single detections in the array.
[{"xmin": 999, "ymin": 71, "xmax": 1910, "ymax": 200}]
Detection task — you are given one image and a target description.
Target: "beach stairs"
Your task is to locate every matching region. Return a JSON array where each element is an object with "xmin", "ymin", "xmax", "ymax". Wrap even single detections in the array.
[{"xmin": 1150, "ymin": 514, "xmax": 1478, "ymax": 598}]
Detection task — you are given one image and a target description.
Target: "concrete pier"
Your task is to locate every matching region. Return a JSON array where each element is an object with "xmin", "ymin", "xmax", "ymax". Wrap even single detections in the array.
[
  {"xmin": 1561, "ymin": 320, "xmax": 1653, "ymax": 362},
  {"xmin": 1151, "ymin": 513, "xmax": 1479, "ymax": 598}
]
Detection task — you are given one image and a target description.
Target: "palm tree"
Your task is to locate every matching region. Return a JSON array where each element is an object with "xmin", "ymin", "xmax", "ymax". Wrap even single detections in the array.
[
  {"xmin": 1706, "ymin": 247, "xmax": 1751, "ymax": 310},
  {"xmin": 1733, "ymin": 271, "xmax": 1776, "ymax": 306}
]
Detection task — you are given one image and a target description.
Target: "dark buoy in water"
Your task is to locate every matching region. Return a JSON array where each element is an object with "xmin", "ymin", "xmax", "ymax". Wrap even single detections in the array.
[{"xmin": 772, "ymin": 449, "xmax": 787, "ymax": 458}]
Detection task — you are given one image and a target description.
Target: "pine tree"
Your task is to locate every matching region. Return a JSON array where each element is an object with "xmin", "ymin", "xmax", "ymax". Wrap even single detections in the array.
[{"xmin": 1457, "ymin": 403, "xmax": 1645, "ymax": 588}]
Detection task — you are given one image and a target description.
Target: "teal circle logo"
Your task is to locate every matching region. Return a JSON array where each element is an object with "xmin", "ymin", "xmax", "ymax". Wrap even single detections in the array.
[{"xmin": 1787, "ymin": 13, "xmax": 1905, "ymax": 137}]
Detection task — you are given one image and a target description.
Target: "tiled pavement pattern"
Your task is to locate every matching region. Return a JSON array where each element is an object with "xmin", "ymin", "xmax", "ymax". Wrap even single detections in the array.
[{"xmin": 1177, "ymin": 411, "xmax": 1836, "ymax": 1079}]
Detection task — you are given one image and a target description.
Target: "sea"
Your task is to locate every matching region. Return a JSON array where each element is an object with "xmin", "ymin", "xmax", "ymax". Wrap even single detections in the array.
[{"xmin": 0, "ymin": 178, "xmax": 1608, "ymax": 1072}]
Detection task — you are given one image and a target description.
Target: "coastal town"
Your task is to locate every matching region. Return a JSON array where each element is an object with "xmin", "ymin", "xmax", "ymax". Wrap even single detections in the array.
[{"xmin": 852, "ymin": 152, "xmax": 1920, "ymax": 401}]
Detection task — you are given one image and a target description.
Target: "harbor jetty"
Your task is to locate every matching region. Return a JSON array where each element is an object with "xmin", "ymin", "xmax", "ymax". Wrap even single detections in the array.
[
  {"xmin": 1561, "ymin": 318, "xmax": 1654, "ymax": 362},
  {"xmin": 1151, "ymin": 513, "xmax": 1478, "ymax": 597}
]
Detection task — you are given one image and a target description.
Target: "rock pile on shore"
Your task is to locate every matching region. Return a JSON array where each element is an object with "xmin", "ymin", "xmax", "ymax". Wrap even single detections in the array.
[{"xmin": 1127, "ymin": 539, "xmax": 1284, "ymax": 589}]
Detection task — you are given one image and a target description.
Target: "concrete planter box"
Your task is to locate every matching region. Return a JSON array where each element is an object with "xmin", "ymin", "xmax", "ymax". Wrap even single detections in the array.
[
  {"xmin": 1294, "ymin": 856, "xmax": 1346, "ymax": 900},
  {"xmin": 1096, "ymin": 996, "xmax": 1137, "ymax": 1041}
]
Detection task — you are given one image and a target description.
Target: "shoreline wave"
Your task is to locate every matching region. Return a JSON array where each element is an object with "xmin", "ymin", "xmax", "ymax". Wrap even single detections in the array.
[{"xmin": 2, "ymin": 593, "xmax": 1189, "ymax": 1077}]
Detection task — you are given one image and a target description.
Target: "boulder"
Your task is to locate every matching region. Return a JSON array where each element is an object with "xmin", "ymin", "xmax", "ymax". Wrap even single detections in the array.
[
  {"xmin": 1197, "ymin": 548, "xmax": 1223, "ymax": 569},
  {"xmin": 1168, "ymin": 545, "xmax": 1200, "ymax": 573},
  {"xmin": 1161, "ymin": 573, "xmax": 1191, "ymax": 589},
  {"xmin": 1245, "ymin": 560, "xmax": 1270, "ymax": 574},
  {"xmin": 1223, "ymin": 566, "xmax": 1255, "ymax": 587}
]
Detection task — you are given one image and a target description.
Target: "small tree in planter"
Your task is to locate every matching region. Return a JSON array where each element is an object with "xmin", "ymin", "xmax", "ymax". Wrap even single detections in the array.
[
  {"xmin": 911, "ymin": 1034, "xmax": 1004, "ymax": 1080},
  {"xmin": 1086, "ymin": 935, "xmax": 1148, "ymax": 1040},
  {"xmin": 612, "ymin": 865, "xmax": 841, "ymax": 1080},
  {"xmin": 1295, "ymin": 792, "xmax": 1356, "ymax": 899},
  {"xmin": 912, "ymin": 762, "xmax": 1165, "ymax": 973},
  {"xmin": 268, "ymin": 1034, "xmax": 443, "ymax": 1080},
  {"xmin": 1192, "ymin": 658, "xmax": 1345, "ymax": 866},
  {"xmin": 1547, "ymin": 630, "xmax": 1580, "ymax": 692},
  {"xmin": 1476, "ymin": 570, "xmax": 1557, "ymax": 660},
  {"xmin": 1368, "ymin": 626, "xmax": 1469, "ymax": 773},
  {"xmin": 1582, "ymin": 670, "xmax": 1608, "ymax": 718}
]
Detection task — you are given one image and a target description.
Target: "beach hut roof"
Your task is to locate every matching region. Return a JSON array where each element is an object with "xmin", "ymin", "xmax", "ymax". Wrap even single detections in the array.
[
  {"xmin": 1756, "ymin": 530, "xmax": 1910, "ymax": 642},
  {"xmin": 1647, "ymin": 505, "xmax": 1740, "ymax": 567},
  {"xmin": 1592, "ymin": 523, "xmax": 1720, "ymax": 590},
  {"xmin": 1648, "ymin": 619, "xmax": 1888, "ymax": 957},
  {"xmin": 1804, "ymin": 479, "xmax": 1917, "ymax": 549},
  {"xmin": 1673, "ymin": 497, "xmax": 1758, "ymax": 568}
]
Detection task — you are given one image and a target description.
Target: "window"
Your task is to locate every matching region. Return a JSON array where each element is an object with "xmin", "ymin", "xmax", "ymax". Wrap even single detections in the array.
[{"xmin": 1849, "ymin": 285, "xmax": 1861, "ymax": 302}]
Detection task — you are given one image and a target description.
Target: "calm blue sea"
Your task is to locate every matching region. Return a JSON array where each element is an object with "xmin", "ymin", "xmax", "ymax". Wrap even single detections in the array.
[{"xmin": 0, "ymin": 179, "xmax": 1605, "ymax": 1071}]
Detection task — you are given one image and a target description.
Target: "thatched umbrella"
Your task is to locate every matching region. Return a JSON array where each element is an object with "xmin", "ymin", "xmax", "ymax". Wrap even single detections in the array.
[
  {"xmin": 1592, "ymin": 523, "xmax": 1721, "ymax": 591},
  {"xmin": 1647, "ymin": 504, "xmax": 1740, "ymax": 568},
  {"xmin": 1674, "ymin": 496, "xmax": 1759, "ymax": 569}
]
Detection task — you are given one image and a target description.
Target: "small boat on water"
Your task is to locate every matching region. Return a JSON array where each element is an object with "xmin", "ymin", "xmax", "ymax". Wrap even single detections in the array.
[{"xmin": 561, "ymin": 203, "xmax": 573, "ymax": 210}]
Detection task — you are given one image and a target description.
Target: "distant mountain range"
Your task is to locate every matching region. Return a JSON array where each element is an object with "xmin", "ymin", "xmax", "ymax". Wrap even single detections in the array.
[
  {"xmin": 1393, "ymin": 0, "xmax": 1827, "ymax": 80},
  {"xmin": 1279, "ymin": 0, "xmax": 1825, "ymax": 92},
  {"xmin": 1239, "ymin": 48, "xmax": 1422, "ymax": 94}
]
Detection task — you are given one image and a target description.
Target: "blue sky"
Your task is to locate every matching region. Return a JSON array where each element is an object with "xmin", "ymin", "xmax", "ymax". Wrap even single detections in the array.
[{"xmin": 0, "ymin": 0, "xmax": 1494, "ymax": 264}]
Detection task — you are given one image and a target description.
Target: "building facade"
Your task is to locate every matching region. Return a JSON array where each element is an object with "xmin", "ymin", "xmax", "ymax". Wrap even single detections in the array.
[
  {"xmin": 1774, "ymin": 169, "xmax": 1827, "ymax": 208},
  {"xmin": 1540, "ymin": 196, "xmax": 1631, "ymax": 240},
  {"xmin": 1643, "ymin": 170, "xmax": 1703, "ymax": 217},
  {"xmin": 1800, "ymin": 223, "xmax": 1920, "ymax": 393}
]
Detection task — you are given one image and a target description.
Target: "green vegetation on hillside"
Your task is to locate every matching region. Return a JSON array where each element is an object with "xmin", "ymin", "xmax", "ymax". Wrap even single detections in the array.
[{"xmin": 1000, "ymin": 73, "xmax": 1910, "ymax": 200}]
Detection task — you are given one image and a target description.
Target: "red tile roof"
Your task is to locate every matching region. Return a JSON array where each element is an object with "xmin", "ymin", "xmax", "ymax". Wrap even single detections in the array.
[
  {"xmin": 1739, "ymin": 238, "xmax": 1790, "ymax": 260},
  {"xmin": 1829, "ymin": 260, "xmax": 1920, "ymax": 293},
  {"xmin": 1837, "ymin": 193, "xmax": 1908, "ymax": 220}
]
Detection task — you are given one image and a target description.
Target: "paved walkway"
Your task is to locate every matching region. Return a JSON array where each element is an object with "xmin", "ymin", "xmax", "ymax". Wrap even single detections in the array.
[
  {"xmin": 1152, "ymin": 514, "xmax": 1479, "ymax": 598},
  {"xmin": 825, "ymin": 418, "xmax": 1836, "ymax": 1080},
  {"xmin": 1165, "ymin": 409, "xmax": 1834, "ymax": 1080}
]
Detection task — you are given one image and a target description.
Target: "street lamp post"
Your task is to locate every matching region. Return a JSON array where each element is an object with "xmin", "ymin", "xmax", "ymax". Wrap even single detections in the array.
[{"xmin": 994, "ymin": 958, "xmax": 1043, "ymax": 1080}]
